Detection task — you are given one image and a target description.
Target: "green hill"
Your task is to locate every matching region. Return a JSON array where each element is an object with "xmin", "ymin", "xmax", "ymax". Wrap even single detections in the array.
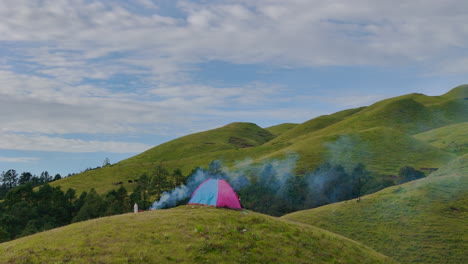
[
  {"xmin": 442, "ymin": 84, "xmax": 468, "ymax": 99},
  {"xmin": 50, "ymin": 85, "xmax": 468, "ymax": 194},
  {"xmin": 264, "ymin": 123, "xmax": 298, "ymax": 136},
  {"xmin": 414, "ymin": 122, "xmax": 468, "ymax": 155},
  {"xmin": 0, "ymin": 206, "xmax": 396, "ymax": 264},
  {"xmin": 282, "ymin": 154, "xmax": 468, "ymax": 264},
  {"xmin": 124, "ymin": 122, "xmax": 275, "ymax": 163}
]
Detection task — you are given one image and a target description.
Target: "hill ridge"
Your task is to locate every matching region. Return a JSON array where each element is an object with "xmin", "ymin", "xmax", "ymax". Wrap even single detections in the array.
[
  {"xmin": 50, "ymin": 85, "xmax": 467, "ymax": 194},
  {"xmin": 0, "ymin": 206, "xmax": 396, "ymax": 264},
  {"xmin": 282, "ymin": 155, "xmax": 468, "ymax": 264}
]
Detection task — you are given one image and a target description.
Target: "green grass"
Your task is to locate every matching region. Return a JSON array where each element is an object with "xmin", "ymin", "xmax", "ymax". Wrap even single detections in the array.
[
  {"xmin": 441, "ymin": 84, "xmax": 468, "ymax": 99},
  {"xmin": 264, "ymin": 123, "xmax": 298, "ymax": 136},
  {"xmin": 122, "ymin": 122, "xmax": 275, "ymax": 164},
  {"xmin": 267, "ymin": 107, "xmax": 365, "ymax": 145},
  {"xmin": 0, "ymin": 206, "xmax": 396, "ymax": 264},
  {"xmin": 415, "ymin": 122, "xmax": 468, "ymax": 155},
  {"xmin": 282, "ymin": 155, "xmax": 468, "ymax": 264},
  {"xmin": 50, "ymin": 85, "xmax": 467, "ymax": 194}
]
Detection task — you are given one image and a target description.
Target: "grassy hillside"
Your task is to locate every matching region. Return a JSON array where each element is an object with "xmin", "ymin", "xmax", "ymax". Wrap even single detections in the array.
[
  {"xmin": 0, "ymin": 206, "xmax": 396, "ymax": 264},
  {"xmin": 272, "ymin": 126, "xmax": 455, "ymax": 175},
  {"xmin": 264, "ymin": 123, "xmax": 298, "ymax": 136},
  {"xmin": 268, "ymin": 107, "xmax": 366, "ymax": 145},
  {"xmin": 51, "ymin": 85, "xmax": 468, "ymax": 194},
  {"xmin": 50, "ymin": 123, "xmax": 280, "ymax": 193},
  {"xmin": 442, "ymin": 84, "xmax": 468, "ymax": 99},
  {"xmin": 124, "ymin": 122, "xmax": 275, "ymax": 163},
  {"xmin": 282, "ymin": 154, "xmax": 468, "ymax": 264},
  {"xmin": 414, "ymin": 122, "xmax": 468, "ymax": 155}
]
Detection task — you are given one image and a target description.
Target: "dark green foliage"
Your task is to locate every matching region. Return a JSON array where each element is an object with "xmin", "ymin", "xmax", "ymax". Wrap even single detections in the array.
[
  {"xmin": 172, "ymin": 168, "xmax": 185, "ymax": 187},
  {"xmin": 39, "ymin": 171, "xmax": 52, "ymax": 184},
  {"xmin": 18, "ymin": 172, "xmax": 33, "ymax": 185},
  {"xmin": 151, "ymin": 165, "xmax": 170, "ymax": 197},
  {"xmin": 131, "ymin": 165, "xmax": 184, "ymax": 210},
  {"xmin": 0, "ymin": 170, "xmax": 56, "ymax": 199},
  {"xmin": 1, "ymin": 170, "xmax": 18, "ymax": 189},
  {"xmin": 104, "ymin": 186, "xmax": 131, "ymax": 216},
  {"xmin": 0, "ymin": 182, "xmax": 132, "ymax": 243},
  {"xmin": 53, "ymin": 174, "xmax": 62, "ymax": 181},
  {"xmin": 351, "ymin": 163, "xmax": 371, "ymax": 197},
  {"xmin": 398, "ymin": 166, "xmax": 426, "ymax": 184},
  {"xmin": 73, "ymin": 189, "xmax": 107, "ymax": 222},
  {"xmin": 238, "ymin": 162, "xmax": 399, "ymax": 216},
  {"xmin": 0, "ymin": 226, "xmax": 10, "ymax": 243},
  {"xmin": 136, "ymin": 173, "xmax": 151, "ymax": 209}
]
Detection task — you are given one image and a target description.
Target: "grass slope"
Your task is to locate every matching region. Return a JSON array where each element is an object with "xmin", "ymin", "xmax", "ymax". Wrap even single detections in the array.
[
  {"xmin": 123, "ymin": 122, "xmax": 275, "ymax": 163},
  {"xmin": 51, "ymin": 85, "xmax": 467, "ymax": 194},
  {"xmin": 414, "ymin": 122, "xmax": 468, "ymax": 155},
  {"xmin": 0, "ymin": 206, "xmax": 396, "ymax": 264},
  {"xmin": 267, "ymin": 107, "xmax": 366, "ymax": 145},
  {"xmin": 264, "ymin": 123, "xmax": 298, "ymax": 136},
  {"xmin": 51, "ymin": 123, "xmax": 278, "ymax": 193},
  {"xmin": 282, "ymin": 154, "xmax": 468, "ymax": 264}
]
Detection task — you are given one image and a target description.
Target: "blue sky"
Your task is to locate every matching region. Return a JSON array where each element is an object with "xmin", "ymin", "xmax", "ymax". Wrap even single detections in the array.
[{"xmin": 0, "ymin": 0, "xmax": 467, "ymax": 176}]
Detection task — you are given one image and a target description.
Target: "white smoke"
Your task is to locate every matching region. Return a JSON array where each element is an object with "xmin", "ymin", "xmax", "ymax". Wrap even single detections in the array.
[{"xmin": 150, "ymin": 154, "xmax": 299, "ymax": 209}]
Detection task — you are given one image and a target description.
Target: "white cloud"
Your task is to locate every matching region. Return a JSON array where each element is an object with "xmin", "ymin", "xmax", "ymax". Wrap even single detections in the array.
[
  {"xmin": 0, "ymin": 156, "xmax": 39, "ymax": 163},
  {"xmin": 0, "ymin": 70, "xmax": 294, "ymax": 139},
  {"xmin": 439, "ymin": 57, "xmax": 468, "ymax": 74},
  {"xmin": 1, "ymin": 0, "xmax": 467, "ymax": 85},
  {"xmin": 0, "ymin": 0, "xmax": 467, "ymax": 154},
  {"xmin": 0, "ymin": 133, "xmax": 152, "ymax": 153}
]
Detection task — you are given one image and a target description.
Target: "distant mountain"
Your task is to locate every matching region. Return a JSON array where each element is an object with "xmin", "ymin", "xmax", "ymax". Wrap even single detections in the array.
[
  {"xmin": 0, "ymin": 206, "xmax": 396, "ymax": 264},
  {"xmin": 282, "ymin": 154, "xmax": 468, "ymax": 264},
  {"xmin": 51, "ymin": 85, "xmax": 468, "ymax": 194}
]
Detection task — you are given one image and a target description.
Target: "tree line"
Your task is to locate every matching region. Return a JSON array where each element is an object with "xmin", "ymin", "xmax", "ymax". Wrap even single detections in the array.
[
  {"xmin": 0, "ymin": 165, "xmax": 187, "ymax": 243},
  {"xmin": 0, "ymin": 170, "xmax": 61, "ymax": 199},
  {"xmin": 0, "ymin": 162, "xmax": 426, "ymax": 242},
  {"xmin": 237, "ymin": 163, "xmax": 425, "ymax": 216}
]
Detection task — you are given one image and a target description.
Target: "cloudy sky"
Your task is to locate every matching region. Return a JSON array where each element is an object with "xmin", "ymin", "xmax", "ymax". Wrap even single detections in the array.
[{"xmin": 1, "ymin": 0, "xmax": 467, "ymax": 176}]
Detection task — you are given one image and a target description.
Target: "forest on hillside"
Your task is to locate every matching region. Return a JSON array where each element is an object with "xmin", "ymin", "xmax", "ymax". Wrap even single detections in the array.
[{"xmin": 0, "ymin": 161, "xmax": 426, "ymax": 243}]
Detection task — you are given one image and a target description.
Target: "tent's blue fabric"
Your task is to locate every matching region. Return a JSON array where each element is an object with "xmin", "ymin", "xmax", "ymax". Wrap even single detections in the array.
[
  {"xmin": 188, "ymin": 178, "xmax": 241, "ymax": 209},
  {"xmin": 189, "ymin": 178, "xmax": 218, "ymax": 206}
]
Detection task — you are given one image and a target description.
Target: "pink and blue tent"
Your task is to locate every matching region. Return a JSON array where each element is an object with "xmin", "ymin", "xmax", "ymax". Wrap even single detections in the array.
[{"xmin": 188, "ymin": 178, "xmax": 242, "ymax": 209}]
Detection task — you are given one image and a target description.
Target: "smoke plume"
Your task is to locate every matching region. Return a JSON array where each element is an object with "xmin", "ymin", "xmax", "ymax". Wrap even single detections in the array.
[{"xmin": 150, "ymin": 154, "xmax": 298, "ymax": 209}]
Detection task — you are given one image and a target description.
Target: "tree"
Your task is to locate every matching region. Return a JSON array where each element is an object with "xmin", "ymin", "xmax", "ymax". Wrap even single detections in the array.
[
  {"xmin": 283, "ymin": 175, "xmax": 307, "ymax": 212},
  {"xmin": 172, "ymin": 168, "xmax": 185, "ymax": 187},
  {"xmin": 64, "ymin": 188, "xmax": 77, "ymax": 220},
  {"xmin": 137, "ymin": 173, "xmax": 151, "ymax": 209},
  {"xmin": 0, "ymin": 226, "xmax": 10, "ymax": 243},
  {"xmin": 39, "ymin": 171, "xmax": 52, "ymax": 184},
  {"xmin": 72, "ymin": 189, "xmax": 106, "ymax": 223},
  {"xmin": 151, "ymin": 165, "xmax": 169, "ymax": 198},
  {"xmin": 398, "ymin": 166, "xmax": 425, "ymax": 184},
  {"xmin": 2, "ymin": 170, "xmax": 18, "ymax": 189},
  {"xmin": 103, "ymin": 157, "xmax": 111, "ymax": 167},
  {"xmin": 18, "ymin": 172, "xmax": 33, "ymax": 185},
  {"xmin": 104, "ymin": 186, "xmax": 130, "ymax": 215},
  {"xmin": 350, "ymin": 163, "xmax": 371, "ymax": 197},
  {"xmin": 208, "ymin": 160, "xmax": 228, "ymax": 179},
  {"xmin": 53, "ymin": 174, "xmax": 62, "ymax": 181}
]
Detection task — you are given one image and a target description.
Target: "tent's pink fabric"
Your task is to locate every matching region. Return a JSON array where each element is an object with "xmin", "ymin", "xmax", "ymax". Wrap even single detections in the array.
[{"xmin": 216, "ymin": 179, "xmax": 241, "ymax": 209}]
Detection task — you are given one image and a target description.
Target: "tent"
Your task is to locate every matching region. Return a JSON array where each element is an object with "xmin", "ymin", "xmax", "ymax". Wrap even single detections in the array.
[{"xmin": 188, "ymin": 178, "xmax": 242, "ymax": 209}]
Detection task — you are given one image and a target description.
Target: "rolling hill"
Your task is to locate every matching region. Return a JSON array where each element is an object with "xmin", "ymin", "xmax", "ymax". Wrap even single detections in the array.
[
  {"xmin": 0, "ymin": 206, "xmax": 396, "ymax": 264},
  {"xmin": 282, "ymin": 154, "xmax": 468, "ymax": 264},
  {"xmin": 414, "ymin": 122, "xmax": 468, "ymax": 155},
  {"xmin": 3, "ymin": 85, "xmax": 466, "ymax": 264},
  {"xmin": 50, "ymin": 85, "xmax": 468, "ymax": 194}
]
